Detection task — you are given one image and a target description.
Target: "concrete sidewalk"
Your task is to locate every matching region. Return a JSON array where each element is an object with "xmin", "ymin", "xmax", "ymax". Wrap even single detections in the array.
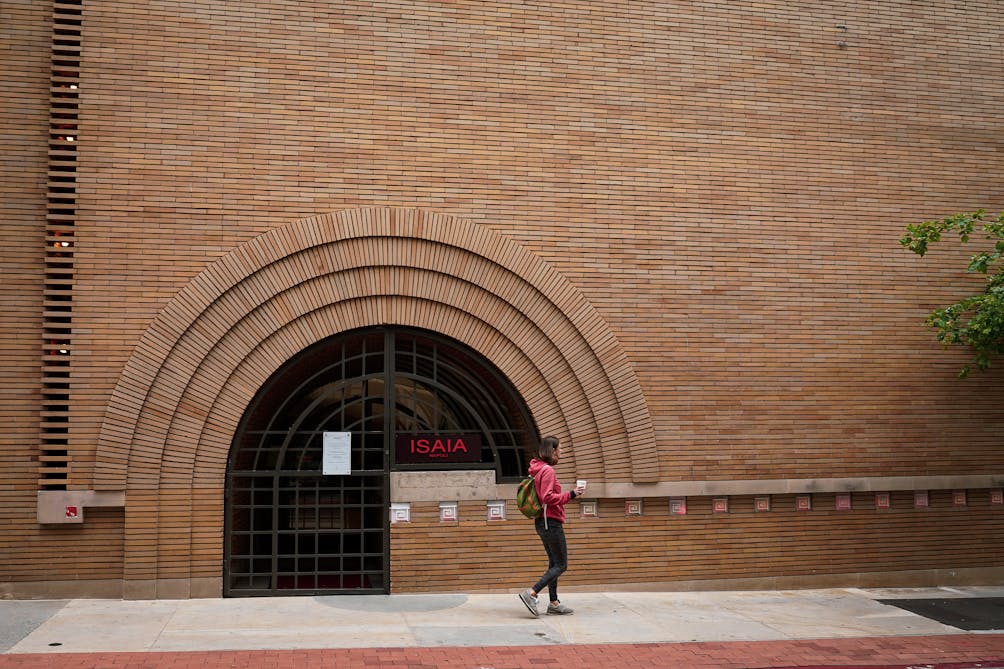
[{"xmin": 2, "ymin": 586, "xmax": 1003, "ymax": 655}]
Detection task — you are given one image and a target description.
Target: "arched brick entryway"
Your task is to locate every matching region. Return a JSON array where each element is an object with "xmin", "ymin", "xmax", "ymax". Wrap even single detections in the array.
[{"xmin": 92, "ymin": 207, "xmax": 657, "ymax": 596}]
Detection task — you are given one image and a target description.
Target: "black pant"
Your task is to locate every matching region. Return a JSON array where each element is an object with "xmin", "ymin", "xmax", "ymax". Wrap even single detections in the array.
[{"xmin": 532, "ymin": 517, "xmax": 567, "ymax": 602}]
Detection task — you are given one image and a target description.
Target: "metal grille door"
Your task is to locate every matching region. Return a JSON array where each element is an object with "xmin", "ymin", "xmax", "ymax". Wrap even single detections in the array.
[{"xmin": 225, "ymin": 327, "xmax": 535, "ymax": 596}]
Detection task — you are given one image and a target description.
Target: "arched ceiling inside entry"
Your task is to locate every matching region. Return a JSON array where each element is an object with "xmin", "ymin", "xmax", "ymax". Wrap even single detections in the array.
[{"xmin": 92, "ymin": 208, "xmax": 659, "ymax": 490}]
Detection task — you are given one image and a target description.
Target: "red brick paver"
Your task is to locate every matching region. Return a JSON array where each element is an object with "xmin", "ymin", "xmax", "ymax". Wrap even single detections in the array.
[{"xmin": 1, "ymin": 635, "xmax": 1003, "ymax": 669}]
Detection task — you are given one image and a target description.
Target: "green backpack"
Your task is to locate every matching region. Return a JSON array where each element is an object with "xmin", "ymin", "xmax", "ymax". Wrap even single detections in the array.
[{"xmin": 516, "ymin": 473, "xmax": 543, "ymax": 519}]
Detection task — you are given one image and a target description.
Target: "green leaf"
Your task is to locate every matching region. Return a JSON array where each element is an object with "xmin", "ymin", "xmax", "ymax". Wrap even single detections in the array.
[{"xmin": 905, "ymin": 210, "xmax": 1004, "ymax": 377}]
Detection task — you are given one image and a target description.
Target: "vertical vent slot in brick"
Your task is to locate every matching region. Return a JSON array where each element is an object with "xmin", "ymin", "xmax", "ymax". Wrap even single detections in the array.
[{"xmin": 41, "ymin": 0, "xmax": 82, "ymax": 490}]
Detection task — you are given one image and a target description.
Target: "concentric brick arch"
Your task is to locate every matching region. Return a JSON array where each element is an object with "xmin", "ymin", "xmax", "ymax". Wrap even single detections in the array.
[{"xmin": 94, "ymin": 208, "xmax": 659, "ymax": 500}]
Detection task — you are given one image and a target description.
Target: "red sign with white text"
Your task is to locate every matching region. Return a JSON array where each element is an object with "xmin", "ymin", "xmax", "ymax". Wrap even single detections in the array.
[{"xmin": 395, "ymin": 434, "xmax": 482, "ymax": 465}]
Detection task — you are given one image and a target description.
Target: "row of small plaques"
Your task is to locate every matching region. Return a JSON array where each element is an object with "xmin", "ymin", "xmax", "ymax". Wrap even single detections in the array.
[
  {"xmin": 388, "ymin": 489, "xmax": 1004, "ymax": 523},
  {"xmin": 630, "ymin": 489, "xmax": 1003, "ymax": 516}
]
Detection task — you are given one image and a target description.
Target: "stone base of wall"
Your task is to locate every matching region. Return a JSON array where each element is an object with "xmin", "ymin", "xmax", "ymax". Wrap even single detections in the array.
[
  {"xmin": 551, "ymin": 566, "xmax": 1004, "ymax": 594},
  {"xmin": 1, "ymin": 579, "xmax": 124, "ymax": 600},
  {"xmin": 1, "ymin": 577, "xmax": 222, "ymax": 600},
  {"xmin": 3, "ymin": 567, "xmax": 1003, "ymax": 601}
]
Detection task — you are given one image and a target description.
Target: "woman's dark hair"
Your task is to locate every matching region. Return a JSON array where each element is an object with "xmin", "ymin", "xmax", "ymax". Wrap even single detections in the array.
[{"xmin": 537, "ymin": 435, "xmax": 560, "ymax": 465}]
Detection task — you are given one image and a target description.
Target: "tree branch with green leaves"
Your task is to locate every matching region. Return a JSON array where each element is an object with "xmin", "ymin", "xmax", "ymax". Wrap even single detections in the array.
[{"xmin": 900, "ymin": 210, "xmax": 1004, "ymax": 378}]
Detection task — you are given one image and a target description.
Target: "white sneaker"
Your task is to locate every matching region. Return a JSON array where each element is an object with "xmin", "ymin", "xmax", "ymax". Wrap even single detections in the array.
[
  {"xmin": 547, "ymin": 601, "xmax": 574, "ymax": 615},
  {"xmin": 518, "ymin": 589, "xmax": 539, "ymax": 617}
]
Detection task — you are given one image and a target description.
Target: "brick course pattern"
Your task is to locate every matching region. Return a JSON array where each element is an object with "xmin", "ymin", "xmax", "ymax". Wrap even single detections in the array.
[
  {"xmin": 2, "ymin": 0, "xmax": 1004, "ymax": 594},
  {"xmin": 1, "ymin": 0, "xmax": 68, "ymax": 588},
  {"xmin": 392, "ymin": 493, "xmax": 1004, "ymax": 592}
]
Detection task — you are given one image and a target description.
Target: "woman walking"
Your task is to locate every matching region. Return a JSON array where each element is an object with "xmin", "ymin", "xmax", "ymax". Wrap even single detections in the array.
[{"xmin": 518, "ymin": 435, "xmax": 584, "ymax": 617}]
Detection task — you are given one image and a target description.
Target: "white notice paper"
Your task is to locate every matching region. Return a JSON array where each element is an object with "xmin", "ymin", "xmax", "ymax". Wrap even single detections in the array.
[{"xmin": 322, "ymin": 431, "xmax": 352, "ymax": 475}]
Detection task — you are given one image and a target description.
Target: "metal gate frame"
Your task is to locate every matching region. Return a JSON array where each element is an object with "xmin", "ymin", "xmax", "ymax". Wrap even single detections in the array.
[{"xmin": 224, "ymin": 326, "xmax": 536, "ymax": 597}]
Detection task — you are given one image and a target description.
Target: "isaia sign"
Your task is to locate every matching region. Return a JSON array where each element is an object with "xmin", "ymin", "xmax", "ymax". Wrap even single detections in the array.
[{"xmin": 395, "ymin": 434, "xmax": 482, "ymax": 465}]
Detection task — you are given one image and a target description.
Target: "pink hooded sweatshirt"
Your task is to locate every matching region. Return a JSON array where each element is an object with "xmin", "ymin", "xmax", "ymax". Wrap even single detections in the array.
[{"xmin": 528, "ymin": 458, "xmax": 573, "ymax": 523}]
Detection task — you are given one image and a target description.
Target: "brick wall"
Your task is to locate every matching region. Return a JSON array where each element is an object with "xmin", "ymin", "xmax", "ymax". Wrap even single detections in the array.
[
  {"xmin": 70, "ymin": 0, "xmax": 1004, "ymax": 481},
  {"xmin": 0, "ymin": 2, "xmax": 79, "ymax": 592},
  {"xmin": 391, "ymin": 493, "xmax": 1004, "ymax": 593},
  {"xmin": 3, "ymin": 0, "xmax": 1004, "ymax": 594}
]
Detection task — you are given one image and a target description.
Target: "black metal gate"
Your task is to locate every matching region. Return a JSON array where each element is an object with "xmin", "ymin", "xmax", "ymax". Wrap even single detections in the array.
[{"xmin": 224, "ymin": 326, "xmax": 535, "ymax": 596}]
